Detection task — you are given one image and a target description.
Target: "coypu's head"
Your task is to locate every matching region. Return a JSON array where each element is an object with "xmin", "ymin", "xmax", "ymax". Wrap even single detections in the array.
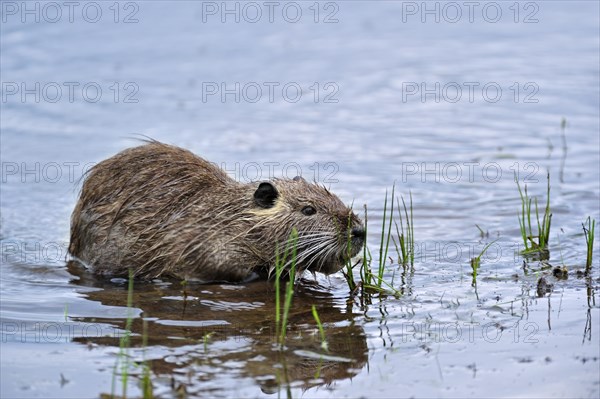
[{"xmin": 249, "ymin": 176, "xmax": 364, "ymax": 276}]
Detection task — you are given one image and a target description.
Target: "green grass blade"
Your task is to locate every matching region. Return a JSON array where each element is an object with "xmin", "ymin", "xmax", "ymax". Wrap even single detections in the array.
[
  {"xmin": 279, "ymin": 230, "xmax": 298, "ymax": 348},
  {"xmin": 378, "ymin": 184, "xmax": 395, "ymax": 287},
  {"xmin": 311, "ymin": 305, "xmax": 328, "ymax": 351},
  {"xmin": 584, "ymin": 217, "xmax": 596, "ymax": 273},
  {"xmin": 378, "ymin": 188, "xmax": 389, "ymax": 283}
]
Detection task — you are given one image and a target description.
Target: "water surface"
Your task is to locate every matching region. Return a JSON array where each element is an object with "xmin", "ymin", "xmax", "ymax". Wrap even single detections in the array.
[{"xmin": 1, "ymin": 1, "xmax": 599, "ymax": 398}]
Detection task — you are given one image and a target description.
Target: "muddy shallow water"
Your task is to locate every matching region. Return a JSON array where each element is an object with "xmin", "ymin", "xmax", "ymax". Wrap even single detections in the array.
[{"xmin": 1, "ymin": 1, "xmax": 599, "ymax": 398}]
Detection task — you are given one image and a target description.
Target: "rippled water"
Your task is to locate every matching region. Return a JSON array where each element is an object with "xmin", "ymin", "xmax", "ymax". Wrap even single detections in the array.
[{"xmin": 1, "ymin": 1, "xmax": 599, "ymax": 398}]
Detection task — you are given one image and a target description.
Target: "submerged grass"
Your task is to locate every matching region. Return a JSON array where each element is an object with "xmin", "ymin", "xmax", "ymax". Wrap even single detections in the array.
[
  {"xmin": 475, "ymin": 224, "xmax": 489, "ymax": 239},
  {"xmin": 470, "ymin": 240, "xmax": 498, "ymax": 287},
  {"xmin": 279, "ymin": 264, "xmax": 296, "ymax": 348},
  {"xmin": 583, "ymin": 217, "xmax": 596, "ymax": 275},
  {"xmin": 516, "ymin": 172, "xmax": 552, "ymax": 255},
  {"xmin": 111, "ymin": 269, "xmax": 135, "ymax": 398},
  {"xmin": 311, "ymin": 305, "xmax": 328, "ymax": 352},
  {"xmin": 108, "ymin": 270, "xmax": 155, "ymax": 399},
  {"xmin": 274, "ymin": 229, "xmax": 298, "ymax": 349},
  {"xmin": 140, "ymin": 319, "xmax": 153, "ymax": 399},
  {"xmin": 203, "ymin": 332, "xmax": 214, "ymax": 353}
]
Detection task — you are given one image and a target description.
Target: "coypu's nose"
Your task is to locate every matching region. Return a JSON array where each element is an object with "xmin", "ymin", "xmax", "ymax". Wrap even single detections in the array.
[{"xmin": 351, "ymin": 227, "xmax": 366, "ymax": 240}]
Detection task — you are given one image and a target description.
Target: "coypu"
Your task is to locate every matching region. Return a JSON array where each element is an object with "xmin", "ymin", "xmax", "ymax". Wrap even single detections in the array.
[{"xmin": 69, "ymin": 141, "xmax": 365, "ymax": 282}]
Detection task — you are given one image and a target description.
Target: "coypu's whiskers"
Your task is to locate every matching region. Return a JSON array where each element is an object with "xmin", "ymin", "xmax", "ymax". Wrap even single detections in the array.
[
  {"xmin": 276, "ymin": 231, "xmax": 337, "ymax": 273},
  {"xmin": 295, "ymin": 240, "xmax": 333, "ymax": 266},
  {"xmin": 296, "ymin": 235, "xmax": 339, "ymax": 273},
  {"xmin": 316, "ymin": 242, "xmax": 340, "ymax": 273}
]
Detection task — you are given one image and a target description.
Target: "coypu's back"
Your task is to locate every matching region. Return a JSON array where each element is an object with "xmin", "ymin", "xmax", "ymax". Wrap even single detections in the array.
[{"xmin": 69, "ymin": 141, "xmax": 364, "ymax": 282}]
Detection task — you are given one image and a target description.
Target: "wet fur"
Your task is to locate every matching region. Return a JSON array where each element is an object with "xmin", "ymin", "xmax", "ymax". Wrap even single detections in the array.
[{"xmin": 69, "ymin": 141, "xmax": 364, "ymax": 282}]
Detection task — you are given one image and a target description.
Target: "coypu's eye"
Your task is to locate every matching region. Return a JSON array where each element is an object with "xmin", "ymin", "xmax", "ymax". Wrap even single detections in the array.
[{"xmin": 301, "ymin": 206, "xmax": 317, "ymax": 216}]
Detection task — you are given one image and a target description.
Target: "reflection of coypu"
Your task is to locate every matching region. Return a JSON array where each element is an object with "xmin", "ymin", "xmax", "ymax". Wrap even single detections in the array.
[
  {"xmin": 67, "ymin": 265, "xmax": 369, "ymax": 395},
  {"xmin": 69, "ymin": 141, "xmax": 364, "ymax": 282}
]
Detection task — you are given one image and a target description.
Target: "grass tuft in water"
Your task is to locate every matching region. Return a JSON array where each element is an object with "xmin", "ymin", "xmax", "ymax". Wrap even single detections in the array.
[
  {"xmin": 342, "ymin": 187, "xmax": 411, "ymax": 299},
  {"xmin": 583, "ymin": 217, "xmax": 596, "ymax": 275},
  {"xmin": 180, "ymin": 279, "xmax": 188, "ymax": 301},
  {"xmin": 202, "ymin": 332, "xmax": 214, "ymax": 353},
  {"xmin": 516, "ymin": 172, "xmax": 552, "ymax": 255},
  {"xmin": 392, "ymin": 192, "xmax": 414, "ymax": 266},
  {"xmin": 311, "ymin": 305, "xmax": 328, "ymax": 352}
]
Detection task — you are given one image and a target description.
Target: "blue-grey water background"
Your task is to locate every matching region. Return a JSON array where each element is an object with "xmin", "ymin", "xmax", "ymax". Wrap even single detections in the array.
[{"xmin": 1, "ymin": 1, "xmax": 599, "ymax": 398}]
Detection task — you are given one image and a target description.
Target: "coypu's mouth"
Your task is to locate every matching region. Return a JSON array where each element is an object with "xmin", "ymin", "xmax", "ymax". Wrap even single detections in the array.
[
  {"xmin": 347, "ymin": 226, "xmax": 366, "ymax": 256},
  {"xmin": 339, "ymin": 235, "xmax": 364, "ymax": 262}
]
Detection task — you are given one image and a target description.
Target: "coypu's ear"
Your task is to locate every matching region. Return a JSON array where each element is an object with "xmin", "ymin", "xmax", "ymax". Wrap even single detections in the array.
[
  {"xmin": 293, "ymin": 176, "xmax": 305, "ymax": 182},
  {"xmin": 254, "ymin": 182, "xmax": 279, "ymax": 208}
]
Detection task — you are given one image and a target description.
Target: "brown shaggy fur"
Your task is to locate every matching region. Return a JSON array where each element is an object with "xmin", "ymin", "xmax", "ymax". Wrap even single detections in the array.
[{"xmin": 69, "ymin": 141, "xmax": 364, "ymax": 282}]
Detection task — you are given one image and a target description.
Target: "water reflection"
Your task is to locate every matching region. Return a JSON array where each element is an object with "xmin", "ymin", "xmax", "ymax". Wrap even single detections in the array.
[{"xmin": 66, "ymin": 262, "xmax": 368, "ymax": 395}]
